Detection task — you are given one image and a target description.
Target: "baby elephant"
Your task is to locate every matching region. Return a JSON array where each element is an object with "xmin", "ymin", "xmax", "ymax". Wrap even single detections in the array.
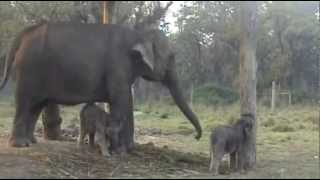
[
  {"xmin": 209, "ymin": 113, "xmax": 254, "ymax": 175},
  {"xmin": 78, "ymin": 103, "xmax": 112, "ymax": 157}
]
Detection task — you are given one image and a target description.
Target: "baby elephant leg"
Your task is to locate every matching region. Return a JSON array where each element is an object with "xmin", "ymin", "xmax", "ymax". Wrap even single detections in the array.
[
  {"xmin": 89, "ymin": 133, "xmax": 95, "ymax": 149},
  {"xmin": 237, "ymin": 149, "xmax": 247, "ymax": 174},
  {"xmin": 77, "ymin": 127, "xmax": 86, "ymax": 148},
  {"xmin": 230, "ymin": 152, "xmax": 237, "ymax": 172},
  {"xmin": 95, "ymin": 118, "xmax": 110, "ymax": 157},
  {"xmin": 95, "ymin": 132, "xmax": 110, "ymax": 157},
  {"xmin": 209, "ymin": 146, "xmax": 223, "ymax": 176}
]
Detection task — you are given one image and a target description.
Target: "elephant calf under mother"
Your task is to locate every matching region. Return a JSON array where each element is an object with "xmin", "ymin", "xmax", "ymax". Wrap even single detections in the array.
[{"xmin": 0, "ymin": 21, "xmax": 202, "ymax": 154}]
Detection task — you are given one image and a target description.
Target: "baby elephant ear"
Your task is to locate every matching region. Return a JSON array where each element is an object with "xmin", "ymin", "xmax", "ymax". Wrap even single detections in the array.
[{"xmin": 132, "ymin": 42, "xmax": 155, "ymax": 71}]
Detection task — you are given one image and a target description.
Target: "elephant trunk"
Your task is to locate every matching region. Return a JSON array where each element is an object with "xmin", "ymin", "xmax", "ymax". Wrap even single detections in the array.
[{"xmin": 163, "ymin": 62, "xmax": 202, "ymax": 140}]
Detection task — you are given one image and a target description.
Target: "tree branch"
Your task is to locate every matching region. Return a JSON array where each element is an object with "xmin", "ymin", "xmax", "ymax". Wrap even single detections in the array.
[{"xmin": 136, "ymin": 1, "xmax": 173, "ymax": 30}]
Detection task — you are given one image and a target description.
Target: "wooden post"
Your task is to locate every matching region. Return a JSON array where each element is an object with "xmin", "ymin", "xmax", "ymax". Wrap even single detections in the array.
[
  {"xmin": 103, "ymin": 1, "xmax": 108, "ymax": 24},
  {"xmin": 100, "ymin": 1, "xmax": 110, "ymax": 112},
  {"xmin": 102, "ymin": 1, "xmax": 116, "ymax": 25},
  {"xmin": 288, "ymin": 91, "xmax": 292, "ymax": 106},
  {"xmin": 132, "ymin": 85, "xmax": 135, "ymax": 104},
  {"xmin": 239, "ymin": 1, "xmax": 259, "ymax": 169},
  {"xmin": 271, "ymin": 81, "xmax": 276, "ymax": 112}
]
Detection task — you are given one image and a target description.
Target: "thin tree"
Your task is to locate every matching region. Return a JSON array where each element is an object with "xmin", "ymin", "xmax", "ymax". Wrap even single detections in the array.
[{"xmin": 239, "ymin": 1, "xmax": 259, "ymax": 169}]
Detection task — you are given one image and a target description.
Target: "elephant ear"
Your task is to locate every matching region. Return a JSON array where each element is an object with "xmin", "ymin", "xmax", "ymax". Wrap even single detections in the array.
[{"xmin": 132, "ymin": 42, "xmax": 155, "ymax": 71}]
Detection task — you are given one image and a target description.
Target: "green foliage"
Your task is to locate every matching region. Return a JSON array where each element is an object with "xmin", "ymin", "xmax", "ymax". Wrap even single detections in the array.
[
  {"xmin": 193, "ymin": 83, "xmax": 239, "ymax": 105},
  {"xmin": 0, "ymin": 1, "xmax": 318, "ymax": 105},
  {"xmin": 291, "ymin": 90, "xmax": 316, "ymax": 104},
  {"xmin": 173, "ymin": 1, "xmax": 319, "ymax": 104}
]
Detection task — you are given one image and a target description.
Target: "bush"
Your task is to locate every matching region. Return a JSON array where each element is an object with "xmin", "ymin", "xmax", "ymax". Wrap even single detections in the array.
[
  {"xmin": 160, "ymin": 113, "xmax": 169, "ymax": 119},
  {"xmin": 291, "ymin": 90, "xmax": 315, "ymax": 104},
  {"xmin": 193, "ymin": 84, "xmax": 239, "ymax": 105}
]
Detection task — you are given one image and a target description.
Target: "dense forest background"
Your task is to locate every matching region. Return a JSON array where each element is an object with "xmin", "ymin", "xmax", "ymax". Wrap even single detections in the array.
[{"xmin": 0, "ymin": 1, "xmax": 319, "ymax": 106}]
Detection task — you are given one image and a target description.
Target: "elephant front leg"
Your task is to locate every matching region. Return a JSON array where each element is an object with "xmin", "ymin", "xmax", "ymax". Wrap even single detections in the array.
[
  {"xmin": 9, "ymin": 114, "xmax": 30, "ymax": 147},
  {"xmin": 42, "ymin": 103, "xmax": 62, "ymax": 140},
  {"xmin": 108, "ymin": 87, "xmax": 134, "ymax": 155},
  {"xmin": 8, "ymin": 102, "xmax": 33, "ymax": 147},
  {"xmin": 122, "ymin": 92, "xmax": 135, "ymax": 152},
  {"xmin": 108, "ymin": 115, "xmax": 122, "ymax": 154}
]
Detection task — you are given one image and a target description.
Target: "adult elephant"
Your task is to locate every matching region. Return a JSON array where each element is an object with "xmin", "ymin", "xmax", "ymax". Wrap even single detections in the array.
[{"xmin": 0, "ymin": 19, "xmax": 202, "ymax": 153}]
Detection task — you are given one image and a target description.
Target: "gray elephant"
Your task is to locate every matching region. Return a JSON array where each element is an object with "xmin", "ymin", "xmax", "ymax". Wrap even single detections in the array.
[
  {"xmin": 209, "ymin": 113, "xmax": 254, "ymax": 175},
  {"xmin": 78, "ymin": 103, "xmax": 111, "ymax": 157},
  {"xmin": 0, "ymin": 7, "xmax": 202, "ymax": 154}
]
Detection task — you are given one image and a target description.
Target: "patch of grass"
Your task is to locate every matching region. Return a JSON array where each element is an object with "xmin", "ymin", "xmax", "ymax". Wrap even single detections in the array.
[
  {"xmin": 160, "ymin": 113, "xmax": 169, "ymax": 119},
  {"xmin": 280, "ymin": 135, "xmax": 292, "ymax": 142},
  {"xmin": 227, "ymin": 115, "xmax": 238, "ymax": 124},
  {"xmin": 298, "ymin": 124, "xmax": 306, "ymax": 130},
  {"xmin": 262, "ymin": 117, "xmax": 276, "ymax": 127},
  {"xmin": 305, "ymin": 115, "xmax": 319, "ymax": 126},
  {"xmin": 272, "ymin": 124, "xmax": 295, "ymax": 132}
]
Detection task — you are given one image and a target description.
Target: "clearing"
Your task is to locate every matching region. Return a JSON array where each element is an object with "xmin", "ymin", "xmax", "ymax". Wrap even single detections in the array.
[{"xmin": 0, "ymin": 100, "xmax": 318, "ymax": 178}]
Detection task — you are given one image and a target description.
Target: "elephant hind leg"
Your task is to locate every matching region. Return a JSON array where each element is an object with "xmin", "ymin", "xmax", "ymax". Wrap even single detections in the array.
[
  {"xmin": 230, "ymin": 152, "xmax": 237, "ymax": 172},
  {"xmin": 89, "ymin": 133, "xmax": 95, "ymax": 148},
  {"xmin": 209, "ymin": 145, "xmax": 224, "ymax": 176},
  {"xmin": 27, "ymin": 102, "xmax": 47, "ymax": 144},
  {"xmin": 8, "ymin": 88, "xmax": 47, "ymax": 147}
]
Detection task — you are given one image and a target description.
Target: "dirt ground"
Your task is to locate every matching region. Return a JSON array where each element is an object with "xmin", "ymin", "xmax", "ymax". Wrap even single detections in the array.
[
  {"xmin": 0, "ymin": 100, "xmax": 318, "ymax": 179},
  {"xmin": 0, "ymin": 129, "xmax": 318, "ymax": 179}
]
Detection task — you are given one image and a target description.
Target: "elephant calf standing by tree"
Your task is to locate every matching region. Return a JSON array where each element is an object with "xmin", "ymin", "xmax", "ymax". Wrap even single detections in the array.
[
  {"xmin": 209, "ymin": 114, "xmax": 254, "ymax": 175},
  {"xmin": 78, "ymin": 103, "xmax": 112, "ymax": 157}
]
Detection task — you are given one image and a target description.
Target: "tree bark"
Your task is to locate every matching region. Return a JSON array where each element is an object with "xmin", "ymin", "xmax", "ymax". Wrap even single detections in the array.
[
  {"xmin": 239, "ymin": 1, "xmax": 259, "ymax": 169},
  {"xmin": 102, "ymin": 1, "xmax": 116, "ymax": 24}
]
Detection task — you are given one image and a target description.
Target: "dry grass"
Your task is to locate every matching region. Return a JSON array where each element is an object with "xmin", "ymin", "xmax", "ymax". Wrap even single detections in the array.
[{"xmin": 0, "ymin": 98, "xmax": 318, "ymax": 178}]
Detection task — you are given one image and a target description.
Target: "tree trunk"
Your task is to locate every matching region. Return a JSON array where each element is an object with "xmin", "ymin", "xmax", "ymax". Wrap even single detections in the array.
[
  {"xmin": 102, "ymin": 1, "xmax": 116, "ymax": 24},
  {"xmin": 99, "ymin": 1, "xmax": 116, "ymax": 112},
  {"xmin": 239, "ymin": 1, "xmax": 258, "ymax": 169}
]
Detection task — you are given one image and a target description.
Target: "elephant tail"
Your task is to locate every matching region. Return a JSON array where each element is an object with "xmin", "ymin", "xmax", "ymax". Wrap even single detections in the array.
[{"xmin": 0, "ymin": 21, "xmax": 47, "ymax": 91}]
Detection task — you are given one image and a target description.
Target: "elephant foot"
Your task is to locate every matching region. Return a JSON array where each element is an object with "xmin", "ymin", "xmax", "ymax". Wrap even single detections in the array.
[
  {"xmin": 127, "ymin": 147, "xmax": 135, "ymax": 155},
  {"xmin": 8, "ymin": 136, "xmax": 31, "ymax": 147},
  {"xmin": 212, "ymin": 171, "xmax": 218, "ymax": 176},
  {"xmin": 239, "ymin": 169, "xmax": 247, "ymax": 175},
  {"xmin": 102, "ymin": 150, "xmax": 111, "ymax": 157},
  {"xmin": 111, "ymin": 144, "xmax": 128, "ymax": 156},
  {"xmin": 127, "ymin": 141, "xmax": 135, "ymax": 153},
  {"xmin": 43, "ymin": 126, "xmax": 62, "ymax": 140},
  {"xmin": 30, "ymin": 136, "xmax": 37, "ymax": 144}
]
